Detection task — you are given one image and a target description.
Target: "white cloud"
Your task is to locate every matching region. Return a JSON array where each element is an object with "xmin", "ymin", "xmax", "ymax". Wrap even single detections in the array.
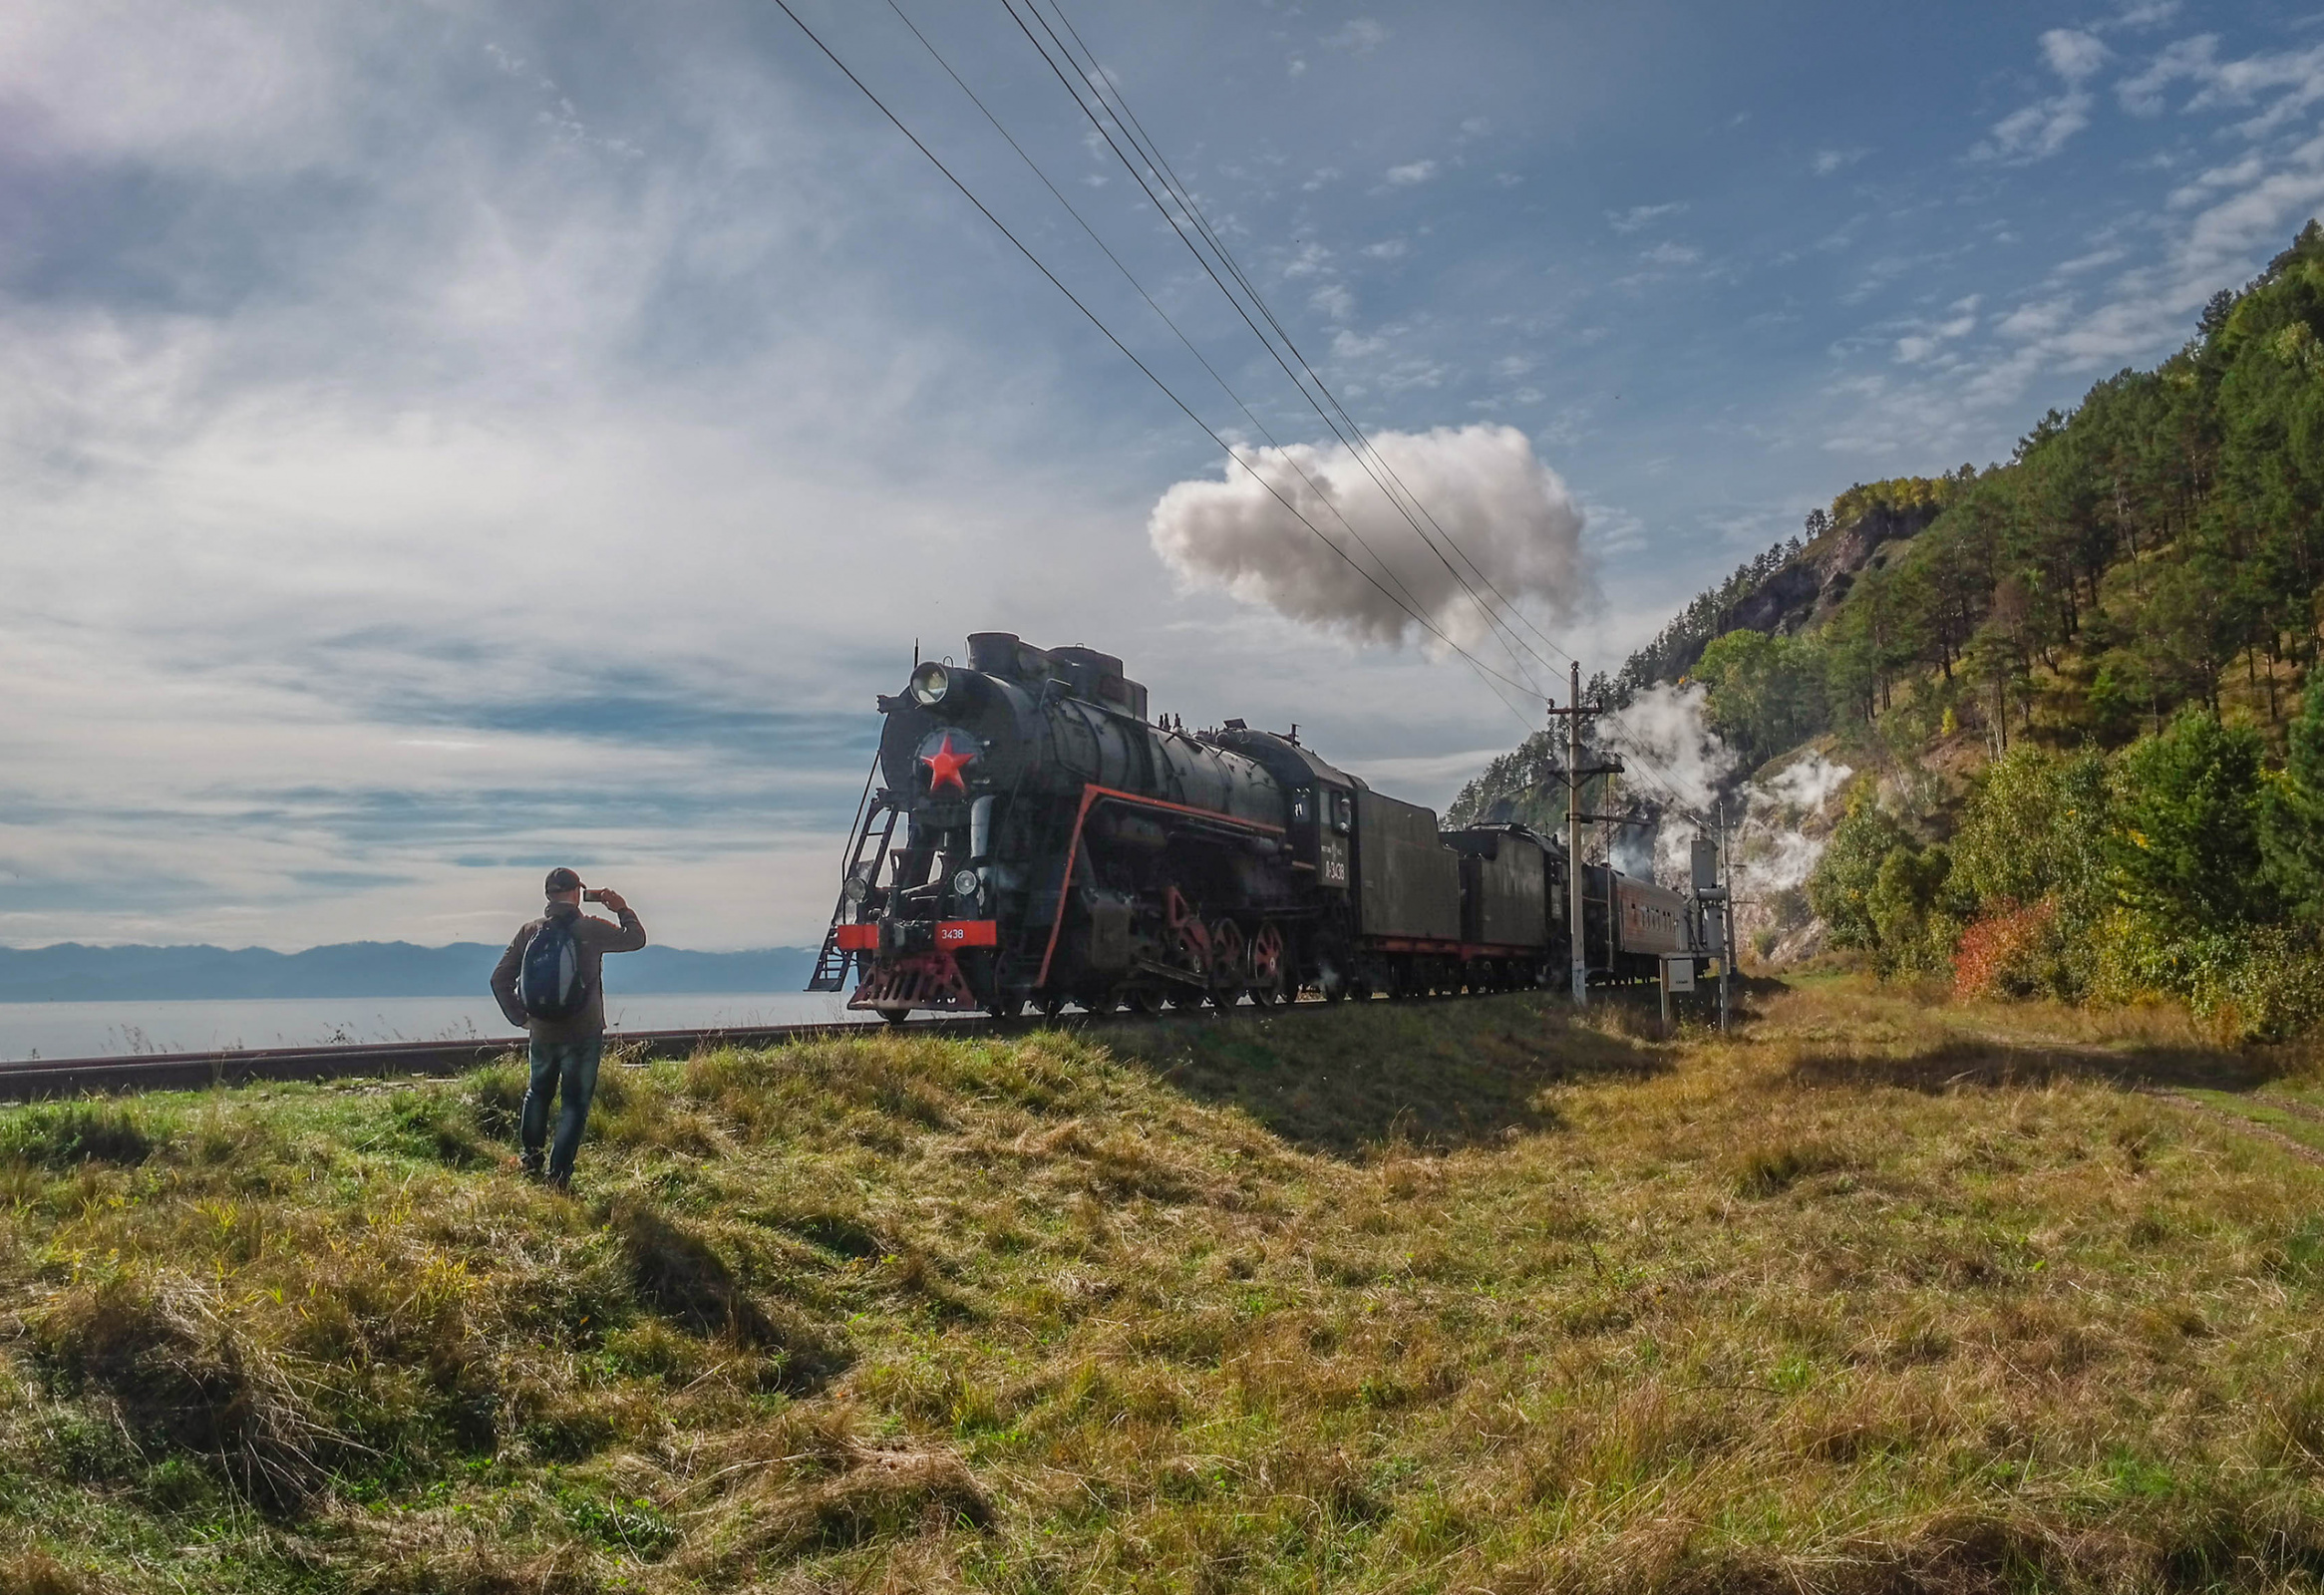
[
  {"xmin": 1281, "ymin": 240, "xmax": 1333, "ymax": 277},
  {"xmin": 1323, "ymin": 18, "xmax": 1388, "ymax": 53},
  {"xmin": 2109, "ymin": 0, "xmax": 2180, "ymax": 29},
  {"xmin": 1892, "ymin": 295, "xmax": 1983, "ymax": 363},
  {"xmin": 1384, "ymin": 159, "xmax": 1438, "ymax": 185},
  {"xmin": 1309, "ymin": 283, "xmax": 1357, "ymax": 321},
  {"xmin": 1812, "ymin": 148, "xmax": 1869, "ymax": 176},
  {"xmin": 1826, "ymin": 121, "xmax": 2324, "ymax": 457},
  {"xmin": 1639, "ymin": 241, "xmax": 1702, "ymax": 267},
  {"xmin": 1993, "ymin": 297, "xmax": 2072, "ymax": 340},
  {"xmin": 2041, "ymin": 28, "xmax": 2110, "ymax": 85},
  {"xmin": 1608, "ymin": 201, "xmax": 1686, "ymax": 232},
  {"xmin": 1977, "ymin": 95, "xmax": 2094, "ymax": 162},
  {"xmin": 1361, "ymin": 237, "xmax": 1409, "ymax": 259},
  {"xmin": 1148, "ymin": 425, "xmax": 1587, "ymax": 653},
  {"xmin": 2118, "ymin": 33, "xmax": 2324, "ymax": 138},
  {"xmin": 1974, "ymin": 29, "xmax": 2109, "ymax": 162},
  {"xmin": 2052, "ymin": 245, "xmax": 2127, "ymax": 276}
]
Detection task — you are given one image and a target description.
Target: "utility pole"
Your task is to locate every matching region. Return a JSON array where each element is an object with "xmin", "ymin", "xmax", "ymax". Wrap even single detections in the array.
[
  {"xmin": 1717, "ymin": 800, "xmax": 1732, "ymax": 1033},
  {"xmin": 1566, "ymin": 662, "xmax": 1585, "ymax": 1008},
  {"xmin": 1545, "ymin": 660, "xmax": 1625, "ymax": 1011}
]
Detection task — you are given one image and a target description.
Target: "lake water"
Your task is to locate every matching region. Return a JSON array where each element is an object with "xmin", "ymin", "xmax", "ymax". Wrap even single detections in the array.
[{"xmin": 0, "ymin": 991, "xmax": 869, "ymax": 1063}]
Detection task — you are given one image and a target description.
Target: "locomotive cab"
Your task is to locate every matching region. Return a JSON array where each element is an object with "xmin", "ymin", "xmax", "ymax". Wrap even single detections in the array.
[{"xmin": 1204, "ymin": 725, "xmax": 1355, "ymax": 892}]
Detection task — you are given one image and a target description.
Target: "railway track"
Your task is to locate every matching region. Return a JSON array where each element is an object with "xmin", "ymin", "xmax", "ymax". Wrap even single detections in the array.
[
  {"xmin": 0, "ymin": 995, "xmax": 1391, "ymax": 1102},
  {"xmin": 0, "ymin": 1017, "xmax": 962, "ymax": 1102}
]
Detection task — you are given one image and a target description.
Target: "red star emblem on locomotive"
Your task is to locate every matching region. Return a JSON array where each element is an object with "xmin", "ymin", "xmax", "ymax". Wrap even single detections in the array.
[{"xmin": 920, "ymin": 731, "xmax": 975, "ymax": 794}]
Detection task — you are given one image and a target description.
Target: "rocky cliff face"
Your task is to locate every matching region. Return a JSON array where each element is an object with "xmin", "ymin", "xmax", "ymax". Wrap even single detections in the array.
[{"xmin": 1724, "ymin": 502, "xmax": 1942, "ymax": 638}]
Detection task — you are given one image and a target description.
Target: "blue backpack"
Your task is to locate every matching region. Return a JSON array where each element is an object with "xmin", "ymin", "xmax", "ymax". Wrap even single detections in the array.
[{"xmin": 519, "ymin": 915, "xmax": 591, "ymax": 1021}]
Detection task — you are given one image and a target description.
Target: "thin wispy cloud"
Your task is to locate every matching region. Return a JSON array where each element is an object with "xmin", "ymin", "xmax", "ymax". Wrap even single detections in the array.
[
  {"xmin": 1608, "ymin": 201, "xmax": 1686, "ymax": 232},
  {"xmin": 1324, "ymin": 18, "xmax": 1389, "ymax": 53},
  {"xmin": 1974, "ymin": 29, "xmax": 2107, "ymax": 162}
]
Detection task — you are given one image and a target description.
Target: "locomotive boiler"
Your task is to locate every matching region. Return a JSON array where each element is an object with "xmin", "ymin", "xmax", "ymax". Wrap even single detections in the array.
[{"xmin": 810, "ymin": 633, "xmax": 1709, "ymax": 1019}]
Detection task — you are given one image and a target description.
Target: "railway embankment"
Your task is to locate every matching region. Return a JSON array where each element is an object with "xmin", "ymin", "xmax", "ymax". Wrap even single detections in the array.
[{"xmin": 3, "ymin": 983, "xmax": 2323, "ymax": 1591}]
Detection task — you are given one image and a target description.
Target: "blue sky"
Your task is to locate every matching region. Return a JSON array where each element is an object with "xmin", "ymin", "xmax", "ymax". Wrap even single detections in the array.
[{"xmin": 3, "ymin": 0, "xmax": 2320, "ymax": 950}]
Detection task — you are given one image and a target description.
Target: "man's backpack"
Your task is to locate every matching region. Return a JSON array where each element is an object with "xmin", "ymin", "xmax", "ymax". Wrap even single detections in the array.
[{"xmin": 518, "ymin": 915, "xmax": 592, "ymax": 1021}]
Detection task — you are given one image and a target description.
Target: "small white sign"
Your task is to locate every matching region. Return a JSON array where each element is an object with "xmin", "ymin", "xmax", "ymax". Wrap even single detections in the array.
[{"xmin": 1663, "ymin": 956, "xmax": 1695, "ymax": 993}]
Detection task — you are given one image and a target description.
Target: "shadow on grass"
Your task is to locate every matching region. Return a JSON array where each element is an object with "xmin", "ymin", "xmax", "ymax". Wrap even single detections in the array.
[
  {"xmin": 1789, "ymin": 1036, "xmax": 2282, "ymax": 1095},
  {"xmin": 1098, "ymin": 992, "xmax": 1668, "ymax": 1158}
]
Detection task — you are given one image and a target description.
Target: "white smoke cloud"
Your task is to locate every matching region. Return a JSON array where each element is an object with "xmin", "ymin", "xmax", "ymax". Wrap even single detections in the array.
[
  {"xmin": 1605, "ymin": 682, "xmax": 1734, "ymax": 818},
  {"xmin": 1595, "ymin": 686, "xmax": 1854, "ymax": 957},
  {"xmin": 1759, "ymin": 750, "xmax": 1852, "ymax": 819},
  {"xmin": 1147, "ymin": 424, "xmax": 1587, "ymax": 653}
]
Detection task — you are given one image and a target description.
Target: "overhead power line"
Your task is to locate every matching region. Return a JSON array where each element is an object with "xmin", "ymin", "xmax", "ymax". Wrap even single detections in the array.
[
  {"xmin": 760, "ymin": 0, "xmax": 1546, "ymax": 725},
  {"xmin": 1002, "ymin": 2, "xmax": 1747, "ymax": 829},
  {"xmin": 880, "ymin": 0, "xmax": 1505, "ymax": 710},
  {"xmin": 999, "ymin": 0, "xmax": 1558, "ymax": 694},
  {"xmin": 1020, "ymin": 0, "xmax": 1578, "ymax": 675}
]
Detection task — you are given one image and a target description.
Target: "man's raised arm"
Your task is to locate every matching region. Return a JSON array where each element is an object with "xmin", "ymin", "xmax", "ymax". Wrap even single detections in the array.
[{"xmin": 586, "ymin": 888, "xmax": 647, "ymax": 953}]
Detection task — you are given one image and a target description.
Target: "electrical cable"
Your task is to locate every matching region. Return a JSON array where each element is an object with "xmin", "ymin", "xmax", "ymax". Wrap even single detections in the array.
[
  {"xmin": 1028, "ymin": 0, "xmax": 1581, "ymax": 673},
  {"xmin": 1007, "ymin": 0, "xmax": 1554, "ymax": 689},
  {"xmin": 760, "ymin": 0, "xmax": 1545, "ymax": 726},
  {"xmin": 879, "ymin": 0, "xmax": 1484, "ymax": 696},
  {"xmin": 998, "ymin": 0, "xmax": 1557, "ymax": 693}
]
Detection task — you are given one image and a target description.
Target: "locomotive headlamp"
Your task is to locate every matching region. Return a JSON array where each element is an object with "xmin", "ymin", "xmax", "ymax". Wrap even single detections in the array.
[
  {"xmin": 841, "ymin": 867, "xmax": 872, "ymax": 905},
  {"xmin": 951, "ymin": 868, "xmax": 982, "ymax": 899},
  {"xmin": 908, "ymin": 662, "xmax": 951, "ymax": 707}
]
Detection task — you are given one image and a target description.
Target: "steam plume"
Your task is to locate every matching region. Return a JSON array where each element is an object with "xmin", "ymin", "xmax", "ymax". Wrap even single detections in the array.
[
  {"xmin": 1599, "ymin": 683, "xmax": 1853, "ymax": 962},
  {"xmin": 1147, "ymin": 425, "xmax": 1585, "ymax": 651}
]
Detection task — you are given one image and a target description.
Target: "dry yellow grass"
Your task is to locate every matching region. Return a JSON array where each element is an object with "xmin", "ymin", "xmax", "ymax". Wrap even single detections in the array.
[{"xmin": 0, "ymin": 980, "xmax": 2321, "ymax": 1592}]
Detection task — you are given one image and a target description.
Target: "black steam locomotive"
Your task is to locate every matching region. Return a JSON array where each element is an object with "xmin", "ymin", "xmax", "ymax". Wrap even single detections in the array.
[{"xmin": 811, "ymin": 633, "xmax": 1708, "ymax": 1019}]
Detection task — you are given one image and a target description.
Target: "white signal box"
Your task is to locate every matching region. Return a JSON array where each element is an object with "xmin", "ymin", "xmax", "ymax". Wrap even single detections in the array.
[{"xmin": 1663, "ymin": 956, "xmax": 1695, "ymax": 993}]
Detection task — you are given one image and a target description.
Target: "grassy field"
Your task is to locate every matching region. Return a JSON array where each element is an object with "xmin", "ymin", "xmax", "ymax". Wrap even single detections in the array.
[{"xmin": 2, "ymin": 982, "xmax": 2323, "ymax": 1592}]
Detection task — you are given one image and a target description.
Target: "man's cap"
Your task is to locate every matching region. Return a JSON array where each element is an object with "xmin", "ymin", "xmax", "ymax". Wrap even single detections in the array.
[{"xmin": 544, "ymin": 866, "xmax": 585, "ymax": 895}]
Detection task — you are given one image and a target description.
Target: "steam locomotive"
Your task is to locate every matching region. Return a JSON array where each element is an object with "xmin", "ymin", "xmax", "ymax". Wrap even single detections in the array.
[{"xmin": 810, "ymin": 633, "xmax": 1711, "ymax": 1019}]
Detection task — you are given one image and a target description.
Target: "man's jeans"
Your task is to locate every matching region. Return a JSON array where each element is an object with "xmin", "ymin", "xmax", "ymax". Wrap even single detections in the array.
[{"xmin": 520, "ymin": 1034, "xmax": 603, "ymax": 1181}]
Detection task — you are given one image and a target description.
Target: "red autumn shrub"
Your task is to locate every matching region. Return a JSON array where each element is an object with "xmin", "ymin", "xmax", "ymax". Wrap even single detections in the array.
[{"xmin": 1952, "ymin": 899, "xmax": 2058, "ymax": 1003}]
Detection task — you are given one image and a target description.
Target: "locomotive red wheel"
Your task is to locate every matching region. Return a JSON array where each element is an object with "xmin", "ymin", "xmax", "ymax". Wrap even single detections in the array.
[
  {"xmin": 1247, "ymin": 922, "xmax": 1286, "ymax": 1007},
  {"xmin": 1206, "ymin": 919, "xmax": 1246, "ymax": 1008}
]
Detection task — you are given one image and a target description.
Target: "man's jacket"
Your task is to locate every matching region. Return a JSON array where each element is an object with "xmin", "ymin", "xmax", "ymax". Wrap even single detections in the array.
[{"xmin": 491, "ymin": 900, "xmax": 648, "ymax": 1043}]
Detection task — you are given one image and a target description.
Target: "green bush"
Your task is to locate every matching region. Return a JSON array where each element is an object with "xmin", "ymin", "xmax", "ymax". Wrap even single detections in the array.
[
  {"xmin": 2093, "ymin": 913, "xmax": 2324, "ymax": 1042},
  {"xmin": 2107, "ymin": 708, "xmax": 2273, "ymax": 932}
]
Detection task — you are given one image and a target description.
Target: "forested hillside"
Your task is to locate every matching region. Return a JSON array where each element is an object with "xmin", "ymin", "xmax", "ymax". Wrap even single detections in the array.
[{"xmin": 1455, "ymin": 221, "xmax": 2324, "ymax": 1037}]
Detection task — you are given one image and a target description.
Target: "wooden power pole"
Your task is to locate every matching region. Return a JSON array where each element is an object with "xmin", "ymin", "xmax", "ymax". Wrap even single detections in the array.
[
  {"xmin": 1566, "ymin": 663, "xmax": 1584, "ymax": 1007},
  {"xmin": 1545, "ymin": 660, "xmax": 1625, "ymax": 1010}
]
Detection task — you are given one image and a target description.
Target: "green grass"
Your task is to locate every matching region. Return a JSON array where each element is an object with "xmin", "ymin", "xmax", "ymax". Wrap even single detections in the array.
[{"xmin": 0, "ymin": 986, "xmax": 2322, "ymax": 1591}]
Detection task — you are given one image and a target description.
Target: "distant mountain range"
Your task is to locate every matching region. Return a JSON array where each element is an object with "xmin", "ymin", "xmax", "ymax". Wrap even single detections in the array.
[{"xmin": 0, "ymin": 941, "xmax": 820, "ymax": 1004}]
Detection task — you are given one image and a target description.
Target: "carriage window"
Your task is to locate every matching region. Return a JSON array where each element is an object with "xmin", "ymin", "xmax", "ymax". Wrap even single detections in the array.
[
  {"xmin": 1331, "ymin": 793, "xmax": 1353, "ymax": 833},
  {"xmin": 1291, "ymin": 788, "xmax": 1313, "ymax": 824}
]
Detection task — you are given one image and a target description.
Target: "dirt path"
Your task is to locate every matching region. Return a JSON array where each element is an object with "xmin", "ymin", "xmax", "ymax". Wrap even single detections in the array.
[{"xmin": 2146, "ymin": 1088, "xmax": 2324, "ymax": 1167}]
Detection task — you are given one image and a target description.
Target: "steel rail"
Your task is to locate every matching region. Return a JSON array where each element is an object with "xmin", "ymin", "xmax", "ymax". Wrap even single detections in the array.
[
  {"xmin": 0, "ymin": 1017, "xmax": 1016, "ymax": 1102},
  {"xmin": 0, "ymin": 992, "xmax": 1486, "ymax": 1102}
]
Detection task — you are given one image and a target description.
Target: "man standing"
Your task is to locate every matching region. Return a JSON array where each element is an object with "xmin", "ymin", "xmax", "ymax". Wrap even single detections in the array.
[{"xmin": 491, "ymin": 867, "xmax": 647, "ymax": 1188}]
